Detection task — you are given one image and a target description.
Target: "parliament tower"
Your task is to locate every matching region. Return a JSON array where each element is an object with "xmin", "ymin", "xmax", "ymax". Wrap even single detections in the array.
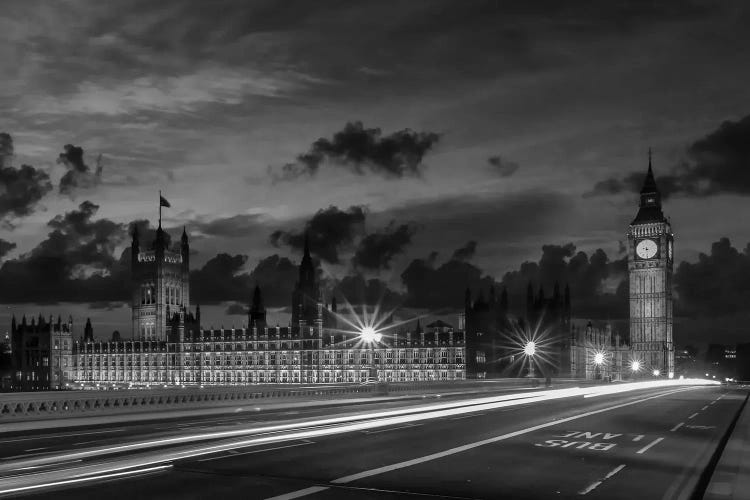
[
  {"xmin": 131, "ymin": 224, "xmax": 190, "ymax": 341},
  {"xmin": 627, "ymin": 153, "xmax": 674, "ymax": 376}
]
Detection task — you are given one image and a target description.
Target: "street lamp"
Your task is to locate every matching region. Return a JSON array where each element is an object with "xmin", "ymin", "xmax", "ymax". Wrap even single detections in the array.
[
  {"xmin": 630, "ymin": 360, "xmax": 641, "ymax": 373},
  {"xmin": 652, "ymin": 369, "xmax": 660, "ymax": 377},
  {"xmin": 524, "ymin": 341, "xmax": 536, "ymax": 378},
  {"xmin": 594, "ymin": 352, "xmax": 604, "ymax": 365},
  {"xmin": 360, "ymin": 326, "xmax": 382, "ymax": 383}
]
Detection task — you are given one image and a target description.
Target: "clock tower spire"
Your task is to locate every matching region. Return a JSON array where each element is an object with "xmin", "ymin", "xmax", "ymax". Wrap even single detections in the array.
[{"xmin": 627, "ymin": 151, "xmax": 674, "ymax": 377}]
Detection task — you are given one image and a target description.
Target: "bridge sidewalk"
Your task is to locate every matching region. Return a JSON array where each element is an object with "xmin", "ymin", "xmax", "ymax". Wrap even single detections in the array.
[{"xmin": 704, "ymin": 389, "xmax": 750, "ymax": 499}]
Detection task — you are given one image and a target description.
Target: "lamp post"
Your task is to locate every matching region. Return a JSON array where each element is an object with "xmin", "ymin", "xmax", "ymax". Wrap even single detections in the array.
[
  {"xmin": 360, "ymin": 326, "xmax": 382, "ymax": 383},
  {"xmin": 524, "ymin": 341, "xmax": 536, "ymax": 378},
  {"xmin": 630, "ymin": 360, "xmax": 641, "ymax": 380},
  {"xmin": 594, "ymin": 351, "xmax": 604, "ymax": 380}
]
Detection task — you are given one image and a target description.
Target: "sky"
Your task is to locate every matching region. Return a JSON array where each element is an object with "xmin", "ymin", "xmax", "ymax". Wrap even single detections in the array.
[{"xmin": 1, "ymin": 0, "xmax": 749, "ymax": 347}]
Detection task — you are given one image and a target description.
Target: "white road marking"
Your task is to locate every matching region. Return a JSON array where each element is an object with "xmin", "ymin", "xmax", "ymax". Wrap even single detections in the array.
[
  {"xmin": 197, "ymin": 440, "xmax": 314, "ymax": 462},
  {"xmin": 361, "ymin": 423, "xmax": 422, "ymax": 435},
  {"xmin": 701, "ymin": 405, "xmax": 708, "ymax": 411},
  {"xmin": 709, "ymin": 401, "xmax": 716, "ymax": 405},
  {"xmin": 23, "ymin": 448, "xmax": 47, "ymax": 452},
  {"xmin": 688, "ymin": 412, "xmax": 699, "ymax": 419},
  {"xmin": 632, "ymin": 435, "xmax": 644, "ymax": 442},
  {"xmin": 0, "ymin": 429, "xmax": 126, "ymax": 444},
  {"xmin": 636, "ymin": 437, "xmax": 664, "ymax": 454},
  {"xmin": 265, "ymin": 486, "xmax": 330, "ymax": 500},
  {"xmin": 578, "ymin": 464, "xmax": 626, "ymax": 495},
  {"xmin": 670, "ymin": 422, "xmax": 684, "ymax": 432}
]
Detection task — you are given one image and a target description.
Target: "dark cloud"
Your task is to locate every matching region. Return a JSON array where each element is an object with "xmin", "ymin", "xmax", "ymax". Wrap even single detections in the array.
[
  {"xmin": 271, "ymin": 121, "xmax": 440, "ymax": 181},
  {"xmin": 586, "ymin": 114, "xmax": 750, "ymax": 198},
  {"xmin": 401, "ymin": 252, "xmax": 496, "ymax": 309},
  {"xmin": 334, "ymin": 274, "xmax": 404, "ymax": 308},
  {"xmin": 190, "ymin": 253, "xmax": 251, "ymax": 305},
  {"xmin": 0, "ymin": 201, "xmax": 129, "ymax": 303},
  {"xmin": 0, "ymin": 134, "xmax": 53, "ymax": 223},
  {"xmin": 499, "ymin": 243, "xmax": 628, "ymax": 319},
  {"xmin": 248, "ymin": 254, "xmax": 299, "ymax": 308},
  {"xmin": 0, "ymin": 238, "xmax": 16, "ymax": 259},
  {"xmin": 271, "ymin": 205, "xmax": 366, "ymax": 264},
  {"xmin": 674, "ymin": 237, "xmax": 750, "ymax": 318},
  {"xmin": 487, "ymin": 156, "xmax": 520, "ymax": 177},
  {"xmin": 352, "ymin": 222, "xmax": 416, "ymax": 270},
  {"xmin": 57, "ymin": 144, "xmax": 103, "ymax": 196},
  {"xmin": 451, "ymin": 240, "xmax": 477, "ymax": 261}
]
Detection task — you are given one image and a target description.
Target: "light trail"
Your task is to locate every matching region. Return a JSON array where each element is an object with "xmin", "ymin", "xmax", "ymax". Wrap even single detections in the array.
[{"xmin": 0, "ymin": 379, "xmax": 719, "ymax": 497}]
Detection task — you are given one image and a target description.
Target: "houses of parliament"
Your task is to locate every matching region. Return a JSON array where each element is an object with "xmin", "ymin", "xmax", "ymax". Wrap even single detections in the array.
[{"xmin": 7, "ymin": 157, "xmax": 674, "ymax": 390}]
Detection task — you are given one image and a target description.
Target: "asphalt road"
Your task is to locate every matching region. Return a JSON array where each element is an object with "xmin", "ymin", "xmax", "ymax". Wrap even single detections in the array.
[{"xmin": 1, "ymin": 383, "xmax": 745, "ymax": 500}]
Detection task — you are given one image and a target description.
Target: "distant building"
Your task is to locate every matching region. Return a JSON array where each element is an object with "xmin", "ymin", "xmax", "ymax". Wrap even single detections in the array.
[
  {"xmin": 570, "ymin": 321, "xmax": 630, "ymax": 380},
  {"xmin": 674, "ymin": 345, "xmax": 698, "ymax": 377},
  {"xmin": 10, "ymin": 315, "xmax": 73, "ymax": 391}
]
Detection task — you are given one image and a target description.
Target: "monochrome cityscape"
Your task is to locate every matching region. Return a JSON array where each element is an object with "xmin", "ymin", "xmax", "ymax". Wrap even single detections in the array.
[{"xmin": 0, "ymin": 2, "xmax": 747, "ymax": 499}]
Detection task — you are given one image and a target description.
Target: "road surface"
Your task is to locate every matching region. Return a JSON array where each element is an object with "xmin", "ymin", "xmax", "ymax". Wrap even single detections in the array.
[{"xmin": 0, "ymin": 382, "xmax": 744, "ymax": 499}]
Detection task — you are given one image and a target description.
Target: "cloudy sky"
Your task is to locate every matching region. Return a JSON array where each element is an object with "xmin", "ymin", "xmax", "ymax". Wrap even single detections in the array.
[{"xmin": 1, "ymin": 0, "xmax": 749, "ymax": 346}]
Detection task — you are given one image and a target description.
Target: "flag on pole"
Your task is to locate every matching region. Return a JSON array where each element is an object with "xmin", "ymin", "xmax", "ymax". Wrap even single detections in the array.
[{"xmin": 160, "ymin": 195, "xmax": 171, "ymax": 208}]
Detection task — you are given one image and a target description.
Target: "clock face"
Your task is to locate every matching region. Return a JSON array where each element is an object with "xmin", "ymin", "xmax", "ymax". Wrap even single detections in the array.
[{"xmin": 636, "ymin": 239, "xmax": 658, "ymax": 259}]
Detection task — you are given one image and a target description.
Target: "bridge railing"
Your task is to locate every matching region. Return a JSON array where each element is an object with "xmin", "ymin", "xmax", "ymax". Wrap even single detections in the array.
[{"xmin": 0, "ymin": 378, "xmax": 592, "ymax": 422}]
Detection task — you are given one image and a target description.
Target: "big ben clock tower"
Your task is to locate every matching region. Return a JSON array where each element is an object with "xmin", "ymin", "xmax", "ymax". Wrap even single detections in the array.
[{"xmin": 628, "ymin": 152, "xmax": 674, "ymax": 377}]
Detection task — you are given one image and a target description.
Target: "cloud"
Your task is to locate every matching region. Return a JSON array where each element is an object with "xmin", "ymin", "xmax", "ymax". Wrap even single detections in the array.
[
  {"xmin": 271, "ymin": 121, "xmax": 440, "ymax": 181},
  {"xmin": 248, "ymin": 254, "xmax": 299, "ymax": 308},
  {"xmin": 225, "ymin": 302, "xmax": 248, "ymax": 316},
  {"xmin": 674, "ymin": 237, "xmax": 750, "ymax": 318},
  {"xmin": 352, "ymin": 222, "xmax": 416, "ymax": 270},
  {"xmin": 451, "ymin": 240, "xmax": 477, "ymax": 261},
  {"xmin": 400, "ymin": 252, "xmax": 496, "ymax": 309},
  {"xmin": 189, "ymin": 253, "xmax": 251, "ymax": 305},
  {"xmin": 0, "ymin": 238, "xmax": 16, "ymax": 259},
  {"xmin": 271, "ymin": 205, "xmax": 366, "ymax": 264},
  {"xmin": 57, "ymin": 144, "xmax": 103, "ymax": 196},
  {"xmin": 334, "ymin": 274, "xmax": 404, "ymax": 308},
  {"xmin": 487, "ymin": 156, "xmax": 520, "ymax": 177},
  {"xmin": 585, "ymin": 114, "xmax": 750, "ymax": 198},
  {"xmin": 499, "ymin": 243, "xmax": 628, "ymax": 319},
  {"xmin": 0, "ymin": 201, "xmax": 129, "ymax": 303},
  {"xmin": 0, "ymin": 133, "xmax": 53, "ymax": 224}
]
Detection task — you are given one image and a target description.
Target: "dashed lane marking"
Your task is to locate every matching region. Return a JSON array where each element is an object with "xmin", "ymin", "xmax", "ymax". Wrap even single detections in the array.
[
  {"xmin": 265, "ymin": 486, "xmax": 330, "ymax": 500},
  {"xmin": 578, "ymin": 464, "xmax": 626, "ymax": 495},
  {"xmin": 701, "ymin": 405, "xmax": 709, "ymax": 411},
  {"xmin": 636, "ymin": 437, "xmax": 664, "ymax": 454},
  {"xmin": 632, "ymin": 435, "xmax": 644, "ymax": 442},
  {"xmin": 670, "ymin": 422, "xmax": 684, "ymax": 432},
  {"xmin": 688, "ymin": 412, "xmax": 699, "ymax": 419}
]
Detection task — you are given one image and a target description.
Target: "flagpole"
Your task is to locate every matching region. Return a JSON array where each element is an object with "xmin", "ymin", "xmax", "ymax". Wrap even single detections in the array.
[{"xmin": 159, "ymin": 190, "xmax": 162, "ymax": 226}]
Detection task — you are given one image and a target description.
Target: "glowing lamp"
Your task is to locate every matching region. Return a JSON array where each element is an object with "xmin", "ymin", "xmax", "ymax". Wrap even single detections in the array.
[
  {"xmin": 524, "ymin": 341, "xmax": 536, "ymax": 356},
  {"xmin": 594, "ymin": 352, "xmax": 604, "ymax": 365},
  {"xmin": 630, "ymin": 360, "xmax": 641, "ymax": 372},
  {"xmin": 360, "ymin": 326, "xmax": 382, "ymax": 343},
  {"xmin": 653, "ymin": 369, "xmax": 660, "ymax": 377}
]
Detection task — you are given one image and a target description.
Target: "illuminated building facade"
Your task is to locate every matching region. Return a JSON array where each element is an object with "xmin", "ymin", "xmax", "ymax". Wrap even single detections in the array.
[
  {"xmin": 627, "ymin": 153, "xmax": 674, "ymax": 376},
  {"xmin": 66, "ymin": 224, "xmax": 466, "ymax": 386}
]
